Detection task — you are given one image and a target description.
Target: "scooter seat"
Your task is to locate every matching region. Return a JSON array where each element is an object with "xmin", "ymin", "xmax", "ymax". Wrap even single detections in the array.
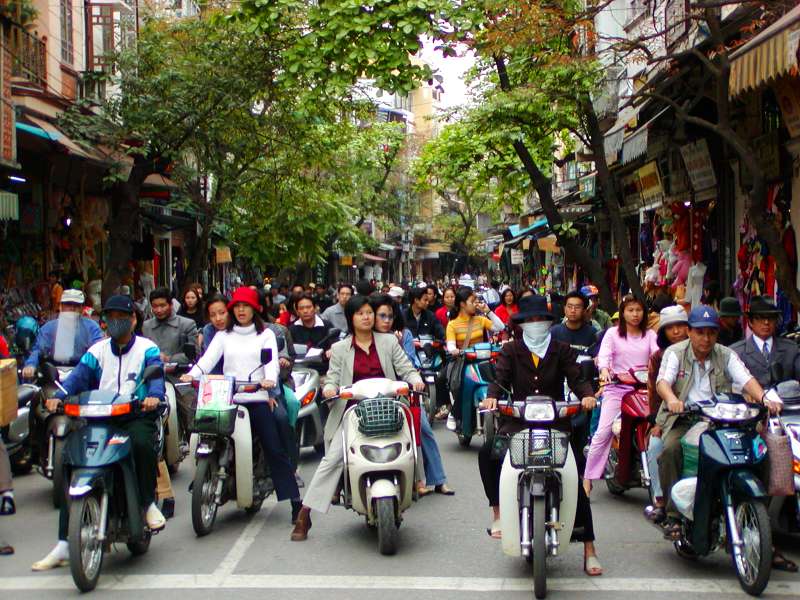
[{"xmin": 17, "ymin": 385, "xmax": 38, "ymax": 408}]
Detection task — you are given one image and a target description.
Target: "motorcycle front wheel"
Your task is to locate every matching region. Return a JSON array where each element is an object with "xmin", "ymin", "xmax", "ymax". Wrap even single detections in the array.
[
  {"xmin": 532, "ymin": 496, "xmax": 547, "ymax": 599},
  {"xmin": 68, "ymin": 493, "xmax": 105, "ymax": 592},
  {"xmin": 375, "ymin": 497, "xmax": 399, "ymax": 556},
  {"xmin": 191, "ymin": 455, "xmax": 219, "ymax": 536},
  {"xmin": 732, "ymin": 499, "xmax": 772, "ymax": 596},
  {"xmin": 604, "ymin": 448, "xmax": 625, "ymax": 496}
]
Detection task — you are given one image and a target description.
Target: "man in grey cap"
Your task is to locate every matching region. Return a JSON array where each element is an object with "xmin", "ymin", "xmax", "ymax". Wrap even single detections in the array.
[
  {"xmin": 655, "ymin": 306, "xmax": 781, "ymax": 529},
  {"xmin": 717, "ymin": 296, "xmax": 743, "ymax": 346},
  {"xmin": 22, "ymin": 289, "xmax": 104, "ymax": 378},
  {"xmin": 730, "ymin": 296, "xmax": 800, "ymax": 387}
]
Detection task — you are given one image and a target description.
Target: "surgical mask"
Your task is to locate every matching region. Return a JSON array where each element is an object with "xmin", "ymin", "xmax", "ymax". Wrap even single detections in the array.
[
  {"xmin": 521, "ymin": 321, "xmax": 552, "ymax": 357},
  {"xmin": 106, "ymin": 318, "xmax": 132, "ymax": 341},
  {"xmin": 53, "ymin": 311, "xmax": 80, "ymax": 364}
]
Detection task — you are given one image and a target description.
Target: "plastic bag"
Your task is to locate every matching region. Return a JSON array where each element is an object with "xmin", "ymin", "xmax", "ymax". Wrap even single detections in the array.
[
  {"xmin": 671, "ymin": 477, "xmax": 698, "ymax": 520},
  {"xmin": 680, "ymin": 421, "xmax": 708, "ymax": 477}
]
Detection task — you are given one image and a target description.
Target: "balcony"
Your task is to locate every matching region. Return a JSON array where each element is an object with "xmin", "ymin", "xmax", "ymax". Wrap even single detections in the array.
[{"xmin": 8, "ymin": 22, "xmax": 46, "ymax": 89}]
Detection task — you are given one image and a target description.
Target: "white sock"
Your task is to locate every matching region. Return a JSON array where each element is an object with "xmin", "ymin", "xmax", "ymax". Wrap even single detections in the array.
[
  {"xmin": 52, "ymin": 541, "xmax": 68, "ymax": 558},
  {"xmin": 1, "ymin": 491, "xmax": 12, "ymax": 497}
]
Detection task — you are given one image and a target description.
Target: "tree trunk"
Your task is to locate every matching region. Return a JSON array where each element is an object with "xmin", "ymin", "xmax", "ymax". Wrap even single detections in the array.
[
  {"xmin": 184, "ymin": 213, "xmax": 212, "ymax": 288},
  {"xmin": 102, "ymin": 164, "xmax": 148, "ymax": 302},
  {"xmin": 584, "ymin": 100, "xmax": 645, "ymax": 302}
]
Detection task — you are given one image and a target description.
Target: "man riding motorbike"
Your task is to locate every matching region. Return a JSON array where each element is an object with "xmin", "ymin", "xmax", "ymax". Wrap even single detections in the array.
[
  {"xmin": 22, "ymin": 289, "xmax": 104, "ymax": 379},
  {"xmin": 479, "ymin": 295, "xmax": 602, "ymax": 576},
  {"xmin": 729, "ymin": 296, "xmax": 799, "ymax": 572},
  {"xmin": 31, "ymin": 295, "xmax": 166, "ymax": 571},
  {"xmin": 655, "ymin": 306, "xmax": 782, "ymax": 537},
  {"xmin": 290, "ymin": 294, "xmax": 335, "ymax": 353},
  {"xmin": 403, "ymin": 287, "xmax": 446, "ymax": 342},
  {"xmin": 321, "ymin": 284, "xmax": 353, "ymax": 334}
]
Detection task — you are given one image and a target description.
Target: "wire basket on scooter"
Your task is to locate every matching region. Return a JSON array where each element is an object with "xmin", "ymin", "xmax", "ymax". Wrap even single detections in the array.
[
  {"xmin": 356, "ymin": 397, "xmax": 404, "ymax": 437},
  {"xmin": 509, "ymin": 430, "xmax": 569, "ymax": 469}
]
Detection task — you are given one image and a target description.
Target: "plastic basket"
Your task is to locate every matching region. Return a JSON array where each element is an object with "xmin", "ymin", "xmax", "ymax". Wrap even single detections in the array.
[
  {"xmin": 356, "ymin": 397, "xmax": 403, "ymax": 437},
  {"xmin": 509, "ymin": 430, "xmax": 569, "ymax": 469},
  {"xmin": 191, "ymin": 406, "xmax": 238, "ymax": 437}
]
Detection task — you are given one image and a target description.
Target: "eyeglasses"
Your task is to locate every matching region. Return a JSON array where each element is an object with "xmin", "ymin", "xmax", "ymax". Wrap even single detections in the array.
[{"xmin": 376, "ymin": 313, "xmax": 394, "ymax": 321}]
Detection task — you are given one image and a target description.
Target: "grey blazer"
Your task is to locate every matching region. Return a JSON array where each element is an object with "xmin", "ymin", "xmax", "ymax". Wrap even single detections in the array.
[
  {"xmin": 729, "ymin": 335, "xmax": 800, "ymax": 389},
  {"xmin": 322, "ymin": 332, "xmax": 423, "ymax": 444}
]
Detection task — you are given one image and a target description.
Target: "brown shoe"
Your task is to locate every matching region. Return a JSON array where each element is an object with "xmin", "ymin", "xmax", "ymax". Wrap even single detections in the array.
[{"xmin": 291, "ymin": 507, "xmax": 312, "ymax": 541}]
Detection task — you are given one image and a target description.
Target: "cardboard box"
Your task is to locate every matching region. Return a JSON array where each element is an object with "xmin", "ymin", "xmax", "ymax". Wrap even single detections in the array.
[{"xmin": 0, "ymin": 359, "xmax": 18, "ymax": 427}]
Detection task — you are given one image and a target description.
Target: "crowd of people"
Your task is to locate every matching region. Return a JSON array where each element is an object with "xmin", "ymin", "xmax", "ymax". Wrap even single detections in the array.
[{"xmin": 1, "ymin": 272, "xmax": 797, "ymax": 578}]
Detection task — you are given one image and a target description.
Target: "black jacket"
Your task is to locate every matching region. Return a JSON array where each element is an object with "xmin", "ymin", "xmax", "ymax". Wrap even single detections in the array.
[
  {"xmin": 730, "ymin": 335, "xmax": 800, "ymax": 388},
  {"xmin": 403, "ymin": 307, "xmax": 445, "ymax": 341}
]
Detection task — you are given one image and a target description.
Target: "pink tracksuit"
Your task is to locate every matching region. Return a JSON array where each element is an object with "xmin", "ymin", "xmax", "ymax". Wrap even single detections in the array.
[{"xmin": 584, "ymin": 327, "xmax": 659, "ymax": 481}]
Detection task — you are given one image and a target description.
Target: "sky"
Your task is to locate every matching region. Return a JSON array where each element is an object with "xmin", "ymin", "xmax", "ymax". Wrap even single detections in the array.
[{"xmin": 419, "ymin": 38, "xmax": 476, "ymax": 110}]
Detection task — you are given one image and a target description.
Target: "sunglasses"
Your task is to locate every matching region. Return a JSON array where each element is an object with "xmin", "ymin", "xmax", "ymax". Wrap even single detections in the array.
[{"xmin": 376, "ymin": 313, "xmax": 394, "ymax": 321}]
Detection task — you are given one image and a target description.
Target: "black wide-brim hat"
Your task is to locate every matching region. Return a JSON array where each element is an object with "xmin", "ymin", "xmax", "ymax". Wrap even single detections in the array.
[
  {"xmin": 512, "ymin": 295, "xmax": 554, "ymax": 322},
  {"xmin": 747, "ymin": 296, "xmax": 780, "ymax": 317}
]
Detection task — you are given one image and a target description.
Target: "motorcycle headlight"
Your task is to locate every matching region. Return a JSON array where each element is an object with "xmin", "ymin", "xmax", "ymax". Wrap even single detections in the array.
[
  {"xmin": 701, "ymin": 403, "xmax": 757, "ymax": 421},
  {"xmin": 475, "ymin": 349, "xmax": 491, "ymax": 360},
  {"xmin": 360, "ymin": 442, "xmax": 402, "ymax": 464},
  {"xmin": 524, "ymin": 402, "xmax": 555, "ymax": 423}
]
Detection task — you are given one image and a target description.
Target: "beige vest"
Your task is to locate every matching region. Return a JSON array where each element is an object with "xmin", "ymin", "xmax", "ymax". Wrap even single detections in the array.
[{"xmin": 656, "ymin": 339, "xmax": 732, "ymax": 436}]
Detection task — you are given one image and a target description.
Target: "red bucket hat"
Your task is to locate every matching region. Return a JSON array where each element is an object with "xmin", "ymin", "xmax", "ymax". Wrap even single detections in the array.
[{"xmin": 227, "ymin": 287, "xmax": 262, "ymax": 312}]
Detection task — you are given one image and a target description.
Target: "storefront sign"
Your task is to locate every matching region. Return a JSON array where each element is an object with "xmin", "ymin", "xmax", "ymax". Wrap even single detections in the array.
[
  {"xmin": 510, "ymin": 249, "xmax": 524, "ymax": 265},
  {"xmin": 579, "ymin": 174, "xmax": 596, "ymax": 200},
  {"xmin": 339, "ymin": 255, "xmax": 353, "ymax": 266},
  {"xmin": 680, "ymin": 139, "xmax": 716, "ymax": 191},
  {"xmin": 637, "ymin": 161, "xmax": 664, "ymax": 202},
  {"xmin": 537, "ymin": 235, "xmax": 560, "ymax": 254},
  {"xmin": 215, "ymin": 246, "xmax": 232, "ymax": 264},
  {"xmin": 622, "ymin": 171, "xmax": 641, "ymax": 205},
  {"xmin": 774, "ymin": 77, "xmax": 800, "ymax": 138}
]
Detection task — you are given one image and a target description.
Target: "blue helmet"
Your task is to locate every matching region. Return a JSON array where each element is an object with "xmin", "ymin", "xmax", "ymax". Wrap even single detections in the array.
[{"xmin": 14, "ymin": 316, "xmax": 39, "ymax": 353}]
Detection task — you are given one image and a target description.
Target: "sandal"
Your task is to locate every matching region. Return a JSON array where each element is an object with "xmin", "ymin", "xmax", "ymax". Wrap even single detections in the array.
[
  {"xmin": 0, "ymin": 495, "xmax": 15, "ymax": 516},
  {"xmin": 486, "ymin": 520, "xmax": 502, "ymax": 539},
  {"xmin": 434, "ymin": 406, "xmax": 450, "ymax": 420},
  {"xmin": 584, "ymin": 555, "xmax": 603, "ymax": 576},
  {"xmin": 661, "ymin": 521, "xmax": 682, "ymax": 541},
  {"xmin": 417, "ymin": 486, "xmax": 432, "ymax": 497},
  {"xmin": 434, "ymin": 485, "xmax": 455, "ymax": 496},
  {"xmin": 773, "ymin": 552, "xmax": 799, "ymax": 572}
]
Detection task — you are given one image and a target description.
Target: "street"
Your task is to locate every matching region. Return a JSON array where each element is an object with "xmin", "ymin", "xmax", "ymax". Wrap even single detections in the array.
[{"xmin": 0, "ymin": 425, "xmax": 798, "ymax": 599}]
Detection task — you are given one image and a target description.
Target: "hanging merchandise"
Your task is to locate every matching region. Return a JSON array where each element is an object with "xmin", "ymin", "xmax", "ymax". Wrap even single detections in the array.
[
  {"xmin": 686, "ymin": 262, "xmax": 707, "ymax": 308},
  {"xmin": 690, "ymin": 203, "xmax": 712, "ymax": 263},
  {"xmin": 639, "ymin": 213, "xmax": 654, "ymax": 264}
]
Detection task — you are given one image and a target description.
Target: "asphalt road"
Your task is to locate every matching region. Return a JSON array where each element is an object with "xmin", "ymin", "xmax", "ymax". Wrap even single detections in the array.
[{"xmin": 0, "ymin": 423, "xmax": 798, "ymax": 599}]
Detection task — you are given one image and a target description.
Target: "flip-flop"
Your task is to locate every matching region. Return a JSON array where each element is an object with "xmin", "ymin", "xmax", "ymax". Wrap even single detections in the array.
[
  {"xmin": 417, "ymin": 487, "xmax": 432, "ymax": 497},
  {"xmin": 584, "ymin": 555, "xmax": 603, "ymax": 576},
  {"xmin": 0, "ymin": 541, "xmax": 13, "ymax": 556},
  {"xmin": 486, "ymin": 520, "xmax": 502, "ymax": 539},
  {"xmin": 773, "ymin": 552, "xmax": 799, "ymax": 572}
]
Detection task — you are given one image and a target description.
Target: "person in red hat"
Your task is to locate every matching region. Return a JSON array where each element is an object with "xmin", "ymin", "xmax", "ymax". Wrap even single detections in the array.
[{"xmin": 182, "ymin": 287, "xmax": 301, "ymax": 518}]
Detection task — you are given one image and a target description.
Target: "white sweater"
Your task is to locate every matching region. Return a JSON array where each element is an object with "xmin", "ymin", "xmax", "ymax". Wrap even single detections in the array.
[{"xmin": 189, "ymin": 324, "xmax": 279, "ymax": 403}]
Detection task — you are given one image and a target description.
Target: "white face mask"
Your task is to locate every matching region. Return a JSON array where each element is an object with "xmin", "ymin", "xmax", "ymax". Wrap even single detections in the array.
[
  {"xmin": 53, "ymin": 311, "xmax": 80, "ymax": 364},
  {"xmin": 521, "ymin": 321, "xmax": 552, "ymax": 356}
]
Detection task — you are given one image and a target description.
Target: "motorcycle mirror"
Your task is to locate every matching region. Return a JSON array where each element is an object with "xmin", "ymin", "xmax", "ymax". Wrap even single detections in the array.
[
  {"xmin": 769, "ymin": 363, "xmax": 785, "ymax": 385},
  {"xmin": 182, "ymin": 343, "xmax": 197, "ymax": 362},
  {"xmin": 142, "ymin": 365, "xmax": 164, "ymax": 382},
  {"xmin": 260, "ymin": 348, "xmax": 273, "ymax": 365}
]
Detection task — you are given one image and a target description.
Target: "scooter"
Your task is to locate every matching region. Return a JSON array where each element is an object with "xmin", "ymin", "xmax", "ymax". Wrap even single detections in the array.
[
  {"xmin": 28, "ymin": 363, "xmax": 76, "ymax": 508},
  {"xmin": 604, "ymin": 367, "xmax": 653, "ymax": 498},
  {"xmin": 189, "ymin": 349, "xmax": 275, "ymax": 537},
  {"xmin": 338, "ymin": 377, "xmax": 418, "ymax": 555},
  {"xmin": 497, "ymin": 395, "xmax": 584, "ymax": 599},
  {"xmin": 291, "ymin": 345, "xmax": 326, "ymax": 456},
  {"xmin": 1, "ymin": 374, "xmax": 37, "ymax": 474},
  {"xmin": 162, "ymin": 359, "xmax": 193, "ymax": 474},
  {"xmin": 414, "ymin": 334, "xmax": 443, "ymax": 420},
  {"xmin": 661, "ymin": 394, "xmax": 773, "ymax": 596},
  {"xmin": 449, "ymin": 341, "xmax": 501, "ymax": 448},
  {"xmin": 57, "ymin": 363, "xmax": 166, "ymax": 592},
  {"xmin": 769, "ymin": 379, "xmax": 800, "ymax": 535}
]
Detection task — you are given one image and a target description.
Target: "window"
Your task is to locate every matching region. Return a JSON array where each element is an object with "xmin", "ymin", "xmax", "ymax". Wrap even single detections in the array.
[{"xmin": 60, "ymin": 0, "xmax": 73, "ymax": 64}]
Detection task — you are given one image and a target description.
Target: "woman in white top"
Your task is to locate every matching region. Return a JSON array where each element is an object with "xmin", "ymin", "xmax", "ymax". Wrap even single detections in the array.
[{"xmin": 182, "ymin": 287, "xmax": 300, "ymax": 515}]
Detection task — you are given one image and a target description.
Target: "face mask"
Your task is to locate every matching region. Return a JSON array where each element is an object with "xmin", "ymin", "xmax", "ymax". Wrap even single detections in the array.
[
  {"xmin": 106, "ymin": 318, "xmax": 132, "ymax": 341},
  {"xmin": 521, "ymin": 321, "xmax": 552, "ymax": 356}
]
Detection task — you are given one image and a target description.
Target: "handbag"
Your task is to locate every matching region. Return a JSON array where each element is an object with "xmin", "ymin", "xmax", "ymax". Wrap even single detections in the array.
[{"xmin": 763, "ymin": 418, "xmax": 795, "ymax": 497}]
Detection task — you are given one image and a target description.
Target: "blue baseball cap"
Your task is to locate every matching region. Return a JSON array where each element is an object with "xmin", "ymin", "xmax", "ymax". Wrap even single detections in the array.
[
  {"xmin": 688, "ymin": 306, "xmax": 719, "ymax": 329},
  {"xmin": 103, "ymin": 294, "xmax": 135, "ymax": 314}
]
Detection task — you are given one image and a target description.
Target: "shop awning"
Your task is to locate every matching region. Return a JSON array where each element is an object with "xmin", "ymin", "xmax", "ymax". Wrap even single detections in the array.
[
  {"xmin": 505, "ymin": 218, "xmax": 550, "ymax": 248},
  {"xmin": 361, "ymin": 252, "xmax": 386, "ymax": 262},
  {"xmin": 0, "ymin": 191, "xmax": 18, "ymax": 220},
  {"xmin": 143, "ymin": 173, "xmax": 179, "ymax": 189},
  {"xmin": 604, "ymin": 104, "xmax": 641, "ymax": 164},
  {"xmin": 22, "ymin": 116, "xmax": 105, "ymax": 162},
  {"xmin": 620, "ymin": 107, "xmax": 671, "ymax": 165},
  {"xmin": 730, "ymin": 6, "xmax": 800, "ymax": 98}
]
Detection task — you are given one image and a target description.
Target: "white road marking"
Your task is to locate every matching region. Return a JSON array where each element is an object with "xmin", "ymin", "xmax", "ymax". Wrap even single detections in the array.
[
  {"xmin": 212, "ymin": 496, "xmax": 277, "ymax": 577},
  {"xmin": 5, "ymin": 574, "xmax": 800, "ymax": 595}
]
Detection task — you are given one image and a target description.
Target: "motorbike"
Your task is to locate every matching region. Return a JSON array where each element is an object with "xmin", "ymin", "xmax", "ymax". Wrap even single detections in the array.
[
  {"xmin": 449, "ymin": 341, "xmax": 501, "ymax": 448},
  {"xmin": 414, "ymin": 334, "xmax": 444, "ymax": 420},
  {"xmin": 604, "ymin": 367, "xmax": 653, "ymax": 498},
  {"xmin": 659, "ymin": 394, "xmax": 773, "ymax": 596},
  {"xmin": 28, "ymin": 362, "xmax": 76, "ymax": 507},
  {"xmin": 337, "ymin": 377, "xmax": 418, "ymax": 555},
  {"xmin": 769, "ymin": 379, "xmax": 800, "ymax": 535},
  {"xmin": 497, "ymin": 395, "xmax": 584, "ymax": 599},
  {"xmin": 56, "ymin": 363, "xmax": 165, "ymax": 592},
  {"xmin": 291, "ymin": 328, "xmax": 339, "ymax": 456},
  {"xmin": 162, "ymin": 358, "xmax": 194, "ymax": 474},
  {"xmin": 1, "ymin": 372, "xmax": 37, "ymax": 474},
  {"xmin": 189, "ymin": 348, "xmax": 275, "ymax": 537}
]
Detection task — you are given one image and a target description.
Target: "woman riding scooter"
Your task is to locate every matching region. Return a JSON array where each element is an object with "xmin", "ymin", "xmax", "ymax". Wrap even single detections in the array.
[
  {"xmin": 479, "ymin": 295, "xmax": 603, "ymax": 576},
  {"xmin": 181, "ymin": 287, "xmax": 301, "ymax": 520},
  {"xmin": 291, "ymin": 295, "xmax": 424, "ymax": 541}
]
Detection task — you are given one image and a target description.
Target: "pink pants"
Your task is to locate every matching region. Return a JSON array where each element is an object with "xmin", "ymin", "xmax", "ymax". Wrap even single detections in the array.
[{"xmin": 584, "ymin": 384, "xmax": 629, "ymax": 481}]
